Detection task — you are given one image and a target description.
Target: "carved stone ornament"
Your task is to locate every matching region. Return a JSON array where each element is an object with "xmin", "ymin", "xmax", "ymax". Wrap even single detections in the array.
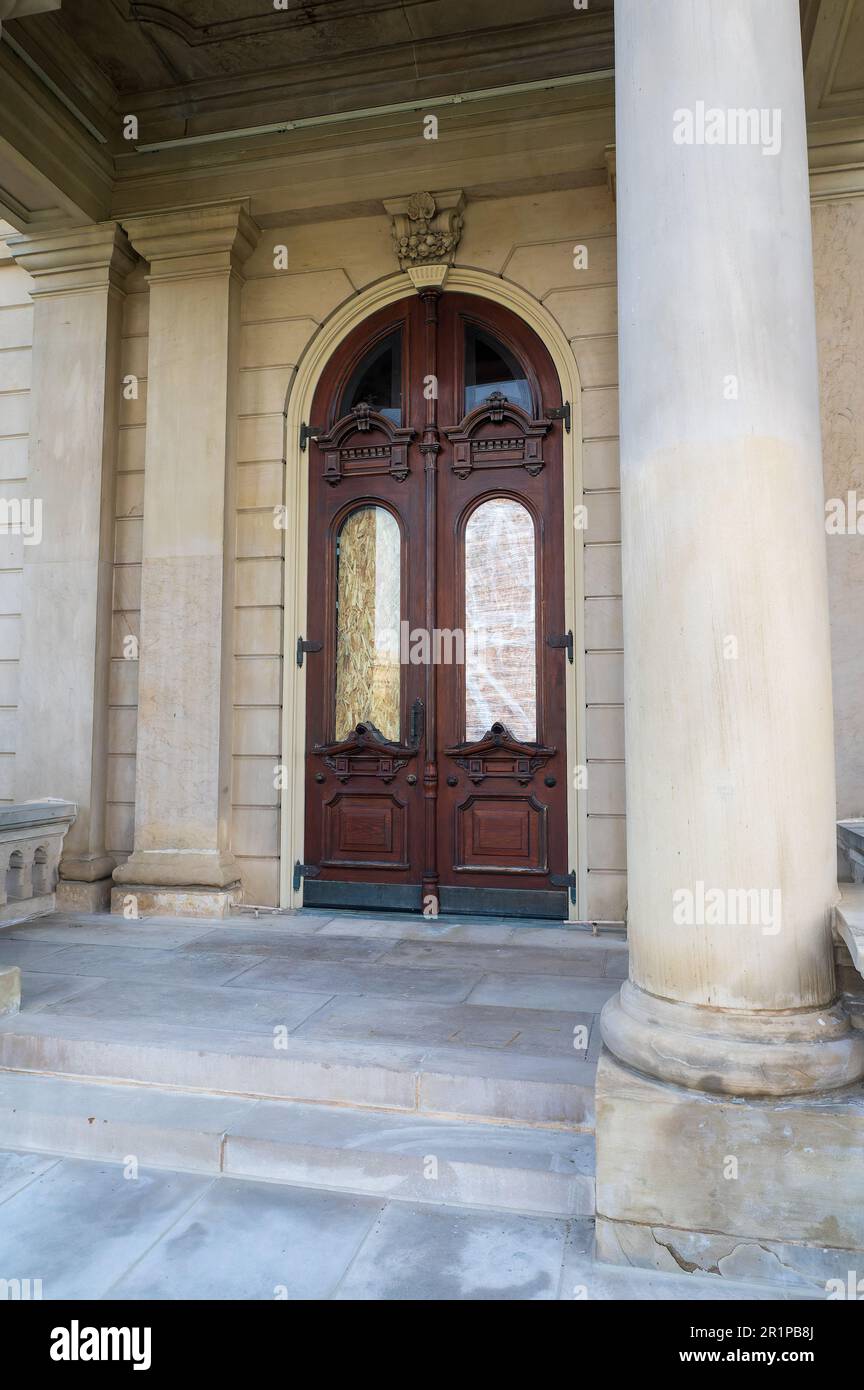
[
  {"xmin": 314, "ymin": 722, "xmax": 419, "ymax": 783},
  {"xmin": 384, "ymin": 189, "xmax": 465, "ymax": 275}
]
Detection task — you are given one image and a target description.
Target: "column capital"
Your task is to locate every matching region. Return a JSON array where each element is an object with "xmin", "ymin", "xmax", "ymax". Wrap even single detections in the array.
[
  {"xmin": 6, "ymin": 221, "xmax": 137, "ymax": 298},
  {"xmin": 120, "ymin": 200, "xmax": 260, "ymax": 283}
]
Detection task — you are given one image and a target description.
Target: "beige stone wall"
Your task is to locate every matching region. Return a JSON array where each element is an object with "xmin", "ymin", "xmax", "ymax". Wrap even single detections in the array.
[
  {"xmin": 813, "ymin": 198, "xmax": 864, "ymax": 826},
  {"xmin": 0, "ymin": 226, "xmax": 32, "ymax": 804},
  {"xmin": 106, "ymin": 263, "xmax": 149, "ymax": 862},
  {"xmin": 235, "ymin": 186, "xmax": 625, "ymax": 913}
]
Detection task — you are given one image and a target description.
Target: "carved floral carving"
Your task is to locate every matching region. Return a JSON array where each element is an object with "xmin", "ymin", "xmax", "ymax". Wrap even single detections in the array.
[{"xmin": 385, "ymin": 189, "xmax": 465, "ymax": 273}]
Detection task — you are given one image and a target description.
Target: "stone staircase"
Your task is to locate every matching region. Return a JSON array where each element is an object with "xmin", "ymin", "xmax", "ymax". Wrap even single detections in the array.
[{"xmin": 0, "ymin": 909, "xmax": 619, "ymax": 1219}]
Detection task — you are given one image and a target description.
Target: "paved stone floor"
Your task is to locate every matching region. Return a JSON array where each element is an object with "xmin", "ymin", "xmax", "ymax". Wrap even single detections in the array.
[
  {"xmin": 0, "ymin": 908, "xmax": 821, "ymax": 1301},
  {"xmin": 0, "ymin": 907, "xmax": 627, "ymax": 1045},
  {"xmin": 0, "ymin": 1148, "xmax": 816, "ymax": 1301}
]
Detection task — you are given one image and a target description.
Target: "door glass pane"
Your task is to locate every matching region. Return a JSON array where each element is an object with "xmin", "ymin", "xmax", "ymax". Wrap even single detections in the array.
[
  {"xmin": 464, "ymin": 325, "xmax": 532, "ymax": 416},
  {"xmin": 465, "ymin": 499, "xmax": 537, "ymax": 742},
  {"xmin": 335, "ymin": 506, "xmax": 401, "ymax": 741},
  {"xmin": 341, "ymin": 329, "xmax": 402, "ymax": 424}
]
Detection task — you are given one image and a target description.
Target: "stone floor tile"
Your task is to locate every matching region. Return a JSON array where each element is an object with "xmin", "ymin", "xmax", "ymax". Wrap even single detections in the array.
[
  {"xmin": 36, "ymin": 978, "xmax": 335, "ymax": 1034},
  {"xmin": 37, "ymin": 944, "xmax": 269, "ymax": 987},
  {"xmin": 466, "ymin": 973, "xmax": 621, "ymax": 1013},
  {"xmin": 20, "ymin": 972, "xmax": 107, "ymax": 1011},
  {"xmin": 379, "ymin": 939, "xmax": 612, "ymax": 977},
  {"xmin": 2, "ymin": 920, "xmax": 215, "ymax": 949},
  {"xmin": 333, "ymin": 1201, "xmax": 568, "ymax": 1300},
  {"xmin": 0, "ymin": 1146, "xmax": 62, "ymax": 1202},
  {"xmin": 0, "ymin": 1155, "xmax": 210, "ymax": 1299},
  {"xmin": 227, "ymin": 957, "xmax": 483, "ymax": 1003},
  {"xmin": 0, "ymin": 939, "xmax": 77, "ymax": 969},
  {"xmin": 293, "ymin": 995, "xmax": 592, "ymax": 1057},
  {"xmin": 107, "ymin": 1178, "xmax": 384, "ymax": 1301},
  {"xmin": 180, "ymin": 929, "xmax": 389, "ymax": 961}
]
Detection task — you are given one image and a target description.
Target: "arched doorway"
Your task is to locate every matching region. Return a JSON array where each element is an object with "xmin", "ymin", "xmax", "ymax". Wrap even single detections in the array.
[{"xmin": 299, "ymin": 290, "xmax": 572, "ymax": 918}]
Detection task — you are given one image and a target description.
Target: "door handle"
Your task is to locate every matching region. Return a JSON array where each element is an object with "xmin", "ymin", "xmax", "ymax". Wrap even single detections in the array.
[{"xmin": 409, "ymin": 698, "xmax": 425, "ymax": 747}]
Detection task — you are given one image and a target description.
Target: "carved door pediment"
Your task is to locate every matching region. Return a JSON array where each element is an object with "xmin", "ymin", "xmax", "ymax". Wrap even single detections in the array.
[
  {"xmin": 316, "ymin": 402, "xmax": 415, "ymax": 485},
  {"xmin": 444, "ymin": 392, "xmax": 552, "ymax": 479},
  {"xmin": 314, "ymin": 721, "xmax": 419, "ymax": 783},
  {"xmin": 445, "ymin": 722, "xmax": 556, "ymax": 785}
]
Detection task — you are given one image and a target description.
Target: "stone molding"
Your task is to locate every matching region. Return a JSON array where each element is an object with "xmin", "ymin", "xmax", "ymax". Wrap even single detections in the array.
[
  {"xmin": 121, "ymin": 201, "xmax": 260, "ymax": 283},
  {"xmin": 6, "ymin": 221, "xmax": 137, "ymax": 297},
  {"xmin": 601, "ymin": 979, "xmax": 864, "ymax": 1098}
]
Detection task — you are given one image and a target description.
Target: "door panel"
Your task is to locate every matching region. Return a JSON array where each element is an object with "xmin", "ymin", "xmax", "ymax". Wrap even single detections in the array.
[{"xmin": 302, "ymin": 292, "xmax": 569, "ymax": 918}]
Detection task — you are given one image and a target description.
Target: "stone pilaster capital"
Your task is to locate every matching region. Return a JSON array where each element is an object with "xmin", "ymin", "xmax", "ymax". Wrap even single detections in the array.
[
  {"xmin": 120, "ymin": 201, "xmax": 261, "ymax": 284},
  {"xmin": 5, "ymin": 221, "xmax": 137, "ymax": 298}
]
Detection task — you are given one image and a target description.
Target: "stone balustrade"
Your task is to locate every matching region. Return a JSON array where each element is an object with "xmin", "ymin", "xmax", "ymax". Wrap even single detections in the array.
[
  {"xmin": 0, "ymin": 800, "xmax": 76, "ymax": 919},
  {"xmin": 0, "ymin": 800, "xmax": 76, "ymax": 1018},
  {"xmin": 838, "ymin": 818, "xmax": 864, "ymax": 885}
]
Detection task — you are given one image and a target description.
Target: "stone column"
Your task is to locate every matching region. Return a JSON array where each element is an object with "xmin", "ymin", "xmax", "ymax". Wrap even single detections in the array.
[
  {"xmin": 596, "ymin": 0, "xmax": 864, "ymax": 1281},
  {"xmin": 113, "ymin": 202, "xmax": 259, "ymax": 916},
  {"xmin": 8, "ymin": 224, "xmax": 136, "ymax": 910}
]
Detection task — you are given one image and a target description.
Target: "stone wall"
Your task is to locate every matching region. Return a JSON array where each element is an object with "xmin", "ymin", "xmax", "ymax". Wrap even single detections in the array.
[
  {"xmin": 813, "ymin": 197, "xmax": 864, "ymax": 828},
  {"xmin": 0, "ymin": 225, "xmax": 31, "ymax": 806},
  {"xmin": 105, "ymin": 262, "xmax": 149, "ymax": 864}
]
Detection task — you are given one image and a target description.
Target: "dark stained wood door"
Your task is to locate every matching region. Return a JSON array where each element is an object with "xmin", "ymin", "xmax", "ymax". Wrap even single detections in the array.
[{"xmin": 301, "ymin": 291, "xmax": 570, "ymax": 918}]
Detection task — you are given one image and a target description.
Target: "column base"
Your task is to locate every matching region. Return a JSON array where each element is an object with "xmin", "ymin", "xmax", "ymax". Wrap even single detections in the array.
[
  {"xmin": 110, "ymin": 885, "xmax": 242, "ymax": 920},
  {"xmin": 596, "ymin": 1049, "xmax": 864, "ymax": 1290},
  {"xmin": 112, "ymin": 849, "xmax": 240, "ymax": 890},
  {"xmin": 60, "ymin": 853, "xmax": 116, "ymax": 883},
  {"xmin": 601, "ymin": 979, "xmax": 864, "ymax": 1096},
  {"xmin": 56, "ymin": 878, "xmax": 113, "ymax": 912}
]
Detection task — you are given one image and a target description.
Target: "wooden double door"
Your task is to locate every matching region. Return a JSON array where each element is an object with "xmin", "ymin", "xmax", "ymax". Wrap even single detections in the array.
[{"xmin": 300, "ymin": 291, "xmax": 571, "ymax": 918}]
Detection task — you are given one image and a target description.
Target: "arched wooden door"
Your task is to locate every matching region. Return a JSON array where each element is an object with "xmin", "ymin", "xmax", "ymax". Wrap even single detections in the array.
[{"xmin": 299, "ymin": 291, "xmax": 571, "ymax": 918}]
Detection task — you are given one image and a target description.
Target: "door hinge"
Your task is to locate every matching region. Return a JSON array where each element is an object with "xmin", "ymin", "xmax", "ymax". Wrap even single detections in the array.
[
  {"xmin": 296, "ymin": 636, "xmax": 323, "ymax": 668},
  {"xmin": 293, "ymin": 860, "xmax": 321, "ymax": 892},
  {"xmin": 546, "ymin": 401, "xmax": 571, "ymax": 433},
  {"xmin": 550, "ymin": 869, "xmax": 578, "ymax": 904},
  {"xmin": 547, "ymin": 630, "xmax": 574, "ymax": 664},
  {"xmin": 300, "ymin": 422, "xmax": 323, "ymax": 451}
]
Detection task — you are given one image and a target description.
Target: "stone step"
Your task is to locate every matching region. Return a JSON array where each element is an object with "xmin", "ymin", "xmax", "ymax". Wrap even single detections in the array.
[
  {"xmin": 0, "ymin": 1011, "xmax": 595, "ymax": 1129},
  {"xmin": 0, "ymin": 1071, "xmax": 594, "ymax": 1218}
]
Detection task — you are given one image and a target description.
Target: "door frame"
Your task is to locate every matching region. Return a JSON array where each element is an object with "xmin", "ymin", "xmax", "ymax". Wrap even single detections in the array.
[{"xmin": 279, "ymin": 267, "xmax": 588, "ymax": 920}]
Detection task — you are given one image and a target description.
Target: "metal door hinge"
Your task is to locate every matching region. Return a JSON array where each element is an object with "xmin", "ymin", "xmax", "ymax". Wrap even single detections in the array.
[
  {"xmin": 546, "ymin": 401, "xmax": 571, "ymax": 433},
  {"xmin": 551, "ymin": 869, "xmax": 578, "ymax": 904},
  {"xmin": 296, "ymin": 636, "xmax": 323, "ymax": 668},
  {"xmin": 293, "ymin": 860, "xmax": 320, "ymax": 892},
  {"xmin": 300, "ymin": 422, "xmax": 323, "ymax": 451},
  {"xmin": 547, "ymin": 630, "xmax": 574, "ymax": 664}
]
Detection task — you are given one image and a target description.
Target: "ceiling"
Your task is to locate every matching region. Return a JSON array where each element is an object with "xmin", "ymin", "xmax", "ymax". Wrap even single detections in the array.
[
  {"xmin": 0, "ymin": 1, "xmax": 860, "ymax": 230},
  {"xmin": 4, "ymin": 0, "xmax": 616, "ymax": 147}
]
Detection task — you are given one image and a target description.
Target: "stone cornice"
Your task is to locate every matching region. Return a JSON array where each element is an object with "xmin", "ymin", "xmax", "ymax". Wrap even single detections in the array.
[
  {"xmin": 808, "ymin": 122, "xmax": 864, "ymax": 201},
  {"xmin": 120, "ymin": 201, "xmax": 260, "ymax": 282},
  {"xmin": 5, "ymin": 220, "xmax": 136, "ymax": 296}
]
